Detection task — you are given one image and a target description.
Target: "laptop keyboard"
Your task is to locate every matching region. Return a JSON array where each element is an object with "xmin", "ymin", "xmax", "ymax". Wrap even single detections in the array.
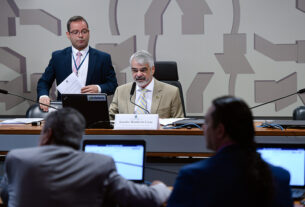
[{"xmin": 291, "ymin": 188, "xmax": 305, "ymax": 200}]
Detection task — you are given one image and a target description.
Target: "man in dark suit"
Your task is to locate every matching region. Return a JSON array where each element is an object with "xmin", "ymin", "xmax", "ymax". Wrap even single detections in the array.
[
  {"xmin": 37, "ymin": 16, "xmax": 118, "ymax": 111},
  {"xmin": 0, "ymin": 107, "xmax": 170, "ymax": 207},
  {"xmin": 167, "ymin": 96, "xmax": 293, "ymax": 207}
]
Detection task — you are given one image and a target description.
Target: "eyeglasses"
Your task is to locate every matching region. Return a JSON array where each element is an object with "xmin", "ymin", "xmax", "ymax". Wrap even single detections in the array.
[{"xmin": 69, "ymin": 29, "xmax": 89, "ymax": 36}]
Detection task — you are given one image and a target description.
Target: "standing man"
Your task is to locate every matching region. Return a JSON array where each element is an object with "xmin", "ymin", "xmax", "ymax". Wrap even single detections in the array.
[
  {"xmin": 167, "ymin": 96, "xmax": 293, "ymax": 207},
  {"xmin": 109, "ymin": 50, "xmax": 184, "ymax": 119},
  {"xmin": 37, "ymin": 16, "xmax": 118, "ymax": 111},
  {"xmin": 0, "ymin": 108, "xmax": 171, "ymax": 207}
]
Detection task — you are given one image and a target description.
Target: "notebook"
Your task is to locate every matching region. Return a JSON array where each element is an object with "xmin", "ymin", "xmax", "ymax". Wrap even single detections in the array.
[
  {"xmin": 257, "ymin": 143, "xmax": 305, "ymax": 199},
  {"xmin": 82, "ymin": 140, "xmax": 146, "ymax": 183},
  {"xmin": 61, "ymin": 93, "xmax": 112, "ymax": 129}
]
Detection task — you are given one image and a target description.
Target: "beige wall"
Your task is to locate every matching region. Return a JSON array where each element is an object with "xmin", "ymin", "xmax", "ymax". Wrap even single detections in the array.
[{"xmin": 1, "ymin": 0, "xmax": 305, "ymax": 117}]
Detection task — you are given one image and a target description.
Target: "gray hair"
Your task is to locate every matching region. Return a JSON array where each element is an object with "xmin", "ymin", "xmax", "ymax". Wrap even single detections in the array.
[
  {"xmin": 42, "ymin": 107, "xmax": 86, "ymax": 150},
  {"xmin": 129, "ymin": 50, "xmax": 154, "ymax": 68}
]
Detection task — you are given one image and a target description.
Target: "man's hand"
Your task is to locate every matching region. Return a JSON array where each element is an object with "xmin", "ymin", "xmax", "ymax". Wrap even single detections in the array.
[
  {"xmin": 151, "ymin": 180, "xmax": 162, "ymax": 186},
  {"xmin": 81, "ymin": 85, "xmax": 99, "ymax": 93},
  {"xmin": 39, "ymin": 96, "xmax": 50, "ymax": 112}
]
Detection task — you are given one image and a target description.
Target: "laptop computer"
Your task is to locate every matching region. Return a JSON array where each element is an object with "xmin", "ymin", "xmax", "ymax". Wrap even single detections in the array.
[
  {"xmin": 61, "ymin": 93, "xmax": 112, "ymax": 129},
  {"xmin": 173, "ymin": 118, "xmax": 205, "ymax": 128},
  {"xmin": 256, "ymin": 143, "xmax": 305, "ymax": 199},
  {"xmin": 82, "ymin": 140, "xmax": 146, "ymax": 183}
]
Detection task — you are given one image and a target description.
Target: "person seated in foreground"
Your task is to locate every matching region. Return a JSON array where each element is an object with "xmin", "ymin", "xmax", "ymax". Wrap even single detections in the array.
[
  {"xmin": 167, "ymin": 96, "xmax": 293, "ymax": 207},
  {"xmin": 109, "ymin": 50, "xmax": 184, "ymax": 120},
  {"xmin": 0, "ymin": 107, "xmax": 170, "ymax": 207}
]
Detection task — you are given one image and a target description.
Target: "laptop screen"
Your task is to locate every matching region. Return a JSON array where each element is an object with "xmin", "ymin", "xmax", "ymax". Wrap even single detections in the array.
[
  {"xmin": 82, "ymin": 140, "xmax": 146, "ymax": 183},
  {"xmin": 61, "ymin": 93, "xmax": 111, "ymax": 128},
  {"xmin": 257, "ymin": 143, "xmax": 305, "ymax": 188}
]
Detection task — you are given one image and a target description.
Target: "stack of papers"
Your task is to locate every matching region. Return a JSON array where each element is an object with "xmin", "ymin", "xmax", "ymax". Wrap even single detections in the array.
[
  {"xmin": 159, "ymin": 118, "xmax": 187, "ymax": 126},
  {"xmin": 0, "ymin": 118, "xmax": 43, "ymax": 124}
]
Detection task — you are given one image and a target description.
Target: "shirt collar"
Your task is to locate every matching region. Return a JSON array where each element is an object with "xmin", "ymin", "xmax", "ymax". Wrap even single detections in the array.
[
  {"xmin": 136, "ymin": 78, "xmax": 154, "ymax": 92},
  {"xmin": 72, "ymin": 45, "xmax": 89, "ymax": 56}
]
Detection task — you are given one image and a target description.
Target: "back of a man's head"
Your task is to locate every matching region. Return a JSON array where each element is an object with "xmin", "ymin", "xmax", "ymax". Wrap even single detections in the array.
[
  {"xmin": 42, "ymin": 107, "xmax": 86, "ymax": 150},
  {"xmin": 211, "ymin": 96, "xmax": 255, "ymax": 147},
  {"xmin": 211, "ymin": 96, "xmax": 275, "ymax": 206}
]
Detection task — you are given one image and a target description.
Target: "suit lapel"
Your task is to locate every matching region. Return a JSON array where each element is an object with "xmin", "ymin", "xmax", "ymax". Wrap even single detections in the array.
[
  {"xmin": 86, "ymin": 47, "xmax": 95, "ymax": 85},
  {"xmin": 64, "ymin": 47, "xmax": 72, "ymax": 78},
  {"xmin": 151, "ymin": 80, "xmax": 163, "ymax": 114}
]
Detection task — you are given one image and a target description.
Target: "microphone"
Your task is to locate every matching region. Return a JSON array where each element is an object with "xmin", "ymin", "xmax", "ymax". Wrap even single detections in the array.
[
  {"xmin": 251, "ymin": 88, "xmax": 305, "ymax": 110},
  {"xmin": 0, "ymin": 89, "xmax": 57, "ymax": 110},
  {"xmin": 130, "ymin": 82, "xmax": 136, "ymax": 97},
  {"xmin": 0, "ymin": 89, "xmax": 8, "ymax": 94},
  {"xmin": 129, "ymin": 82, "xmax": 150, "ymax": 114}
]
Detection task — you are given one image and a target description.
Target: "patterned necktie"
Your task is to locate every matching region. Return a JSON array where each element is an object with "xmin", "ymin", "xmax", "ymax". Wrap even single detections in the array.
[
  {"xmin": 136, "ymin": 88, "xmax": 148, "ymax": 114},
  {"xmin": 72, "ymin": 51, "xmax": 82, "ymax": 74}
]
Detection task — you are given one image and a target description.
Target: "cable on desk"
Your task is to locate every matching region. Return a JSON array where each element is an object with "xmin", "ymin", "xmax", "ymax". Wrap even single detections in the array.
[
  {"xmin": 163, "ymin": 123, "xmax": 202, "ymax": 130},
  {"xmin": 257, "ymin": 122, "xmax": 284, "ymax": 131}
]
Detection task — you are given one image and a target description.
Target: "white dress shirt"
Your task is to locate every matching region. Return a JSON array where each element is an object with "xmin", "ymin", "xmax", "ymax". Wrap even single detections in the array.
[
  {"xmin": 135, "ymin": 78, "xmax": 155, "ymax": 113},
  {"xmin": 71, "ymin": 46, "xmax": 101, "ymax": 92},
  {"xmin": 71, "ymin": 46, "xmax": 89, "ymax": 87}
]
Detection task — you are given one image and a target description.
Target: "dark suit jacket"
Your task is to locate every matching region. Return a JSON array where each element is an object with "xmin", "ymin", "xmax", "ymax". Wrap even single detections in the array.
[
  {"xmin": 1, "ymin": 145, "xmax": 169, "ymax": 207},
  {"xmin": 167, "ymin": 144, "xmax": 293, "ymax": 207},
  {"xmin": 37, "ymin": 46, "xmax": 118, "ymax": 100}
]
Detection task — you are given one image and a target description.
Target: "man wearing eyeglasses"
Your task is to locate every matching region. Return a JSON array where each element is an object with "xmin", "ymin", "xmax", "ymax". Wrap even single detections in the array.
[{"xmin": 37, "ymin": 16, "xmax": 118, "ymax": 111}]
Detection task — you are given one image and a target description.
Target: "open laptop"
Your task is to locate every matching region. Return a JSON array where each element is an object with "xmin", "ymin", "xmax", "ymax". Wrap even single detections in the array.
[
  {"xmin": 61, "ymin": 93, "xmax": 112, "ymax": 129},
  {"xmin": 82, "ymin": 140, "xmax": 146, "ymax": 183},
  {"xmin": 256, "ymin": 143, "xmax": 305, "ymax": 199}
]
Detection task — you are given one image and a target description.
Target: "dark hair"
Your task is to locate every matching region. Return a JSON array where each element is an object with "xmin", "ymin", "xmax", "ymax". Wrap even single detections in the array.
[
  {"xmin": 42, "ymin": 107, "xmax": 86, "ymax": 150},
  {"xmin": 211, "ymin": 96, "xmax": 274, "ymax": 206},
  {"xmin": 67, "ymin": 16, "xmax": 89, "ymax": 32}
]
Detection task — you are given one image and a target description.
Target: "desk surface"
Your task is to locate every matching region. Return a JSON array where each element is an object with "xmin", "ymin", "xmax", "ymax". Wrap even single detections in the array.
[
  {"xmin": 1, "ymin": 122, "xmax": 305, "ymax": 136},
  {"xmin": 1, "ymin": 122, "xmax": 305, "ymax": 155}
]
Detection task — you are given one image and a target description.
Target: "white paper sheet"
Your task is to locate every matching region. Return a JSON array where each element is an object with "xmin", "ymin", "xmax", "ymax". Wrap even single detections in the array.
[
  {"xmin": 0, "ymin": 118, "xmax": 43, "ymax": 124},
  {"xmin": 56, "ymin": 73, "xmax": 84, "ymax": 94},
  {"xmin": 159, "ymin": 118, "xmax": 187, "ymax": 126}
]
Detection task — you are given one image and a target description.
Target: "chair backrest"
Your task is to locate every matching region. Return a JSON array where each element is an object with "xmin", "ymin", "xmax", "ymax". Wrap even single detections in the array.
[
  {"xmin": 293, "ymin": 106, "xmax": 305, "ymax": 120},
  {"xmin": 26, "ymin": 102, "xmax": 62, "ymax": 118},
  {"xmin": 154, "ymin": 61, "xmax": 186, "ymax": 116}
]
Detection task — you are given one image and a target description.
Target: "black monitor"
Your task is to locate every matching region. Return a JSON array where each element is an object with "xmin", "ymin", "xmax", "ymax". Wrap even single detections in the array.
[{"xmin": 61, "ymin": 93, "xmax": 111, "ymax": 129}]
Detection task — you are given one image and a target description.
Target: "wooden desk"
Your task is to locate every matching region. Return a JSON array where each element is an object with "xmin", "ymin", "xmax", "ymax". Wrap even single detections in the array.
[
  {"xmin": 0, "ymin": 122, "xmax": 305, "ymax": 156},
  {"xmin": 1, "ymin": 123, "xmax": 305, "ymax": 196}
]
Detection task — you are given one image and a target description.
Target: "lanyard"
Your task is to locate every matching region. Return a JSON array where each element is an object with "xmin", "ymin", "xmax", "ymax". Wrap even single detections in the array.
[{"xmin": 72, "ymin": 51, "xmax": 89, "ymax": 72}]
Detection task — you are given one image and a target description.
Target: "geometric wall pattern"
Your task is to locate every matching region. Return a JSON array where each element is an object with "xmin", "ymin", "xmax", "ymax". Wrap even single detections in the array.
[{"xmin": 0, "ymin": 0, "xmax": 305, "ymax": 116}]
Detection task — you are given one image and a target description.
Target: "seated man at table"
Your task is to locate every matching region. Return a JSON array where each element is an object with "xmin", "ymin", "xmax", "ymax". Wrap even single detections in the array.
[
  {"xmin": 0, "ymin": 108, "xmax": 171, "ymax": 207},
  {"xmin": 109, "ymin": 50, "xmax": 184, "ymax": 119},
  {"xmin": 167, "ymin": 96, "xmax": 293, "ymax": 207}
]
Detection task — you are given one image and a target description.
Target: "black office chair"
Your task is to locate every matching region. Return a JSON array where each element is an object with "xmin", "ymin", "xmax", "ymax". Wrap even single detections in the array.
[
  {"xmin": 154, "ymin": 61, "xmax": 186, "ymax": 117},
  {"xmin": 26, "ymin": 101, "xmax": 62, "ymax": 118},
  {"xmin": 293, "ymin": 106, "xmax": 305, "ymax": 120}
]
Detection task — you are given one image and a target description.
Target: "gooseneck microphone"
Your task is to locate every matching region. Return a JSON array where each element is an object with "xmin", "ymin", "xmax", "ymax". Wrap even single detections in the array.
[
  {"xmin": 0, "ymin": 89, "xmax": 57, "ymax": 110},
  {"xmin": 129, "ymin": 82, "xmax": 150, "ymax": 114},
  {"xmin": 251, "ymin": 88, "xmax": 305, "ymax": 109},
  {"xmin": 130, "ymin": 82, "xmax": 136, "ymax": 97}
]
